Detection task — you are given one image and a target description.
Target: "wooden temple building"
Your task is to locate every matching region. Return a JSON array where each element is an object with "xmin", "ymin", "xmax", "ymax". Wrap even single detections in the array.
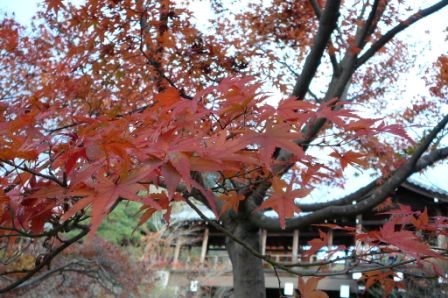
[{"xmin": 154, "ymin": 178, "xmax": 448, "ymax": 297}]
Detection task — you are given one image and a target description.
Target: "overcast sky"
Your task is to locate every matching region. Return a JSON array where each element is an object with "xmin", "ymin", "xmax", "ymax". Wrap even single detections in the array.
[{"xmin": 0, "ymin": 0, "xmax": 41, "ymax": 24}]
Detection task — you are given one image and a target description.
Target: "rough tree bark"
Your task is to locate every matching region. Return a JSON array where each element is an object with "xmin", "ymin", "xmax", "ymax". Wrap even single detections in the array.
[{"xmin": 225, "ymin": 218, "xmax": 265, "ymax": 298}]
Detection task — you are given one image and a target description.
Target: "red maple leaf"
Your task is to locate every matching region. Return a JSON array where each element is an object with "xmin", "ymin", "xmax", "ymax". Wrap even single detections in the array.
[
  {"xmin": 243, "ymin": 120, "xmax": 306, "ymax": 166},
  {"xmin": 298, "ymin": 276, "xmax": 329, "ymax": 298},
  {"xmin": 304, "ymin": 229, "xmax": 330, "ymax": 257},
  {"xmin": 62, "ymin": 173, "xmax": 160, "ymax": 239},
  {"xmin": 257, "ymin": 177, "xmax": 311, "ymax": 229},
  {"xmin": 380, "ymin": 221, "xmax": 439, "ymax": 259},
  {"xmin": 219, "ymin": 191, "xmax": 245, "ymax": 215},
  {"xmin": 330, "ymin": 150, "xmax": 368, "ymax": 170},
  {"xmin": 363, "ymin": 270, "xmax": 405, "ymax": 297}
]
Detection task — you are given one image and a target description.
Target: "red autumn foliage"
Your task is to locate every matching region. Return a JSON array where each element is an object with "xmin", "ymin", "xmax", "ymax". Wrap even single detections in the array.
[{"xmin": 1, "ymin": 0, "xmax": 448, "ymax": 296}]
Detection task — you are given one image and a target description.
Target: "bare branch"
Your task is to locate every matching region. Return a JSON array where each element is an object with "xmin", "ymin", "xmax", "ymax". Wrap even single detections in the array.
[
  {"xmin": 357, "ymin": 0, "xmax": 448, "ymax": 66},
  {"xmin": 292, "ymin": 0, "xmax": 341, "ymax": 99},
  {"xmin": 295, "ymin": 146, "xmax": 448, "ymax": 212},
  {"xmin": 0, "ymin": 224, "xmax": 89, "ymax": 294},
  {"xmin": 357, "ymin": 0, "xmax": 383, "ymax": 48},
  {"xmin": 308, "ymin": 0, "xmax": 341, "ymax": 75},
  {"xmin": 0, "ymin": 159, "xmax": 65, "ymax": 187},
  {"xmin": 250, "ymin": 114, "xmax": 448, "ymax": 231}
]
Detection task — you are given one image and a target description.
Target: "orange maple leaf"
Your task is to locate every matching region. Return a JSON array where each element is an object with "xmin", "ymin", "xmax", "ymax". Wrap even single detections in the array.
[
  {"xmin": 219, "ymin": 191, "xmax": 245, "ymax": 215},
  {"xmin": 62, "ymin": 173, "xmax": 160, "ymax": 240},
  {"xmin": 304, "ymin": 230, "xmax": 330, "ymax": 257},
  {"xmin": 380, "ymin": 221, "xmax": 439, "ymax": 259},
  {"xmin": 330, "ymin": 150, "xmax": 368, "ymax": 170},
  {"xmin": 257, "ymin": 177, "xmax": 311, "ymax": 229},
  {"xmin": 298, "ymin": 276, "xmax": 329, "ymax": 298}
]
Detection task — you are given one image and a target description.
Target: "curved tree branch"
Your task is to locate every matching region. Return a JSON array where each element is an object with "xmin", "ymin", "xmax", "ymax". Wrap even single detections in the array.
[
  {"xmin": 357, "ymin": 0, "xmax": 448, "ymax": 67},
  {"xmin": 308, "ymin": 0, "xmax": 341, "ymax": 75},
  {"xmin": 250, "ymin": 114, "xmax": 448, "ymax": 231},
  {"xmin": 292, "ymin": 0, "xmax": 341, "ymax": 99},
  {"xmin": 295, "ymin": 146, "xmax": 448, "ymax": 212},
  {"xmin": 0, "ymin": 159, "xmax": 65, "ymax": 187},
  {"xmin": 0, "ymin": 224, "xmax": 89, "ymax": 294},
  {"xmin": 185, "ymin": 193, "xmax": 447, "ymax": 278}
]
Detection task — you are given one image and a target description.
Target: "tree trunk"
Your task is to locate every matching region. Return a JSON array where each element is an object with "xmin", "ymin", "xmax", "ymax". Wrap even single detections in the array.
[{"xmin": 225, "ymin": 219, "xmax": 266, "ymax": 298}]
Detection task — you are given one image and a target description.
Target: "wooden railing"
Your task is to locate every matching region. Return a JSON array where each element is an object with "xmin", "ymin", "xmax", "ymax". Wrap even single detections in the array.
[
  {"xmin": 150, "ymin": 250, "xmax": 402, "ymax": 273},
  {"xmin": 166, "ymin": 253, "xmax": 351, "ymax": 271}
]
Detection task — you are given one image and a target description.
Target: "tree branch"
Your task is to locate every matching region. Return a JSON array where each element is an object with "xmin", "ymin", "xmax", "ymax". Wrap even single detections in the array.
[
  {"xmin": 250, "ymin": 114, "xmax": 448, "ymax": 231},
  {"xmin": 0, "ymin": 159, "xmax": 65, "ymax": 187},
  {"xmin": 138, "ymin": 8, "xmax": 193, "ymax": 100},
  {"xmin": 244, "ymin": 0, "xmax": 448, "ymax": 221},
  {"xmin": 295, "ymin": 146, "xmax": 448, "ymax": 212},
  {"xmin": 186, "ymin": 194, "xmax": 446, "ymax": 278},
  {"xmin": 0, "ymin": 224, "xmax": 89, "ymax": 294},
  {"xmin": 357, "ymin": 0, "xmax": 383, "ymax": 49},
  {"xmin": 308, "ymin": 0, "xmax": 341, "ymax": 76},
  {"xmin": 292, "ymin": 0, "xmax": 341, "ymax": 99},
  {"xmin": 357, "ymin": 0, "xmax": 448, "ymax": 66}
]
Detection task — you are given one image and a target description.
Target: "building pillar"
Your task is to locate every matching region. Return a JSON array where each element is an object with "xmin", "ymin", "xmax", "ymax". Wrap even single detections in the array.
[
  {"xmin": 173, "ymin": 238, "xmax": 183, "ymax": 263},
  {"xmin": 200, "ymin": 227, "xmax": 209, "ymax": 263},
  {"xmin": 292, "ymin": 229, "xmax": 299, "ymax": 262},
  {"xmin": 437, "ymin": 234, "xmax": 447, "ymax": 249},
  {"xmin": 328, "ymin": 229, "xmax": 334, "ymax": 248},
  {"xmin": 436, "ymin": 209, "xmax": 448, "ymax": 249},
  {"xmin": 355, "ymin": 215, "xmax": 363, "ymax": 255},
  {"xmin": 261, "ymin": 229, "xmax": 267, "ymax": 255}
]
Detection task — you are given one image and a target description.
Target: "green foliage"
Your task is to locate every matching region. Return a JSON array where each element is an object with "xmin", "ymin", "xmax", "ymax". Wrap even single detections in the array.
[
  {"xmin": 97, "ymin": 201, "xmax": 147, "ymax": 246},
  {"xmin": 65, "ymin": 201, "xmax": 166, "ymax": 247}
]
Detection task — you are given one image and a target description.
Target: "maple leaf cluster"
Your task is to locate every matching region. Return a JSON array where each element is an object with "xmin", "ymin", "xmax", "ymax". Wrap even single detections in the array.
[
  {"xmin": 0, "ymin": 70, "xmax": 381, "ymax": 238},
  {"xmin": 0, "ymin": 0, "xmax": 439, "ymax": 250}
]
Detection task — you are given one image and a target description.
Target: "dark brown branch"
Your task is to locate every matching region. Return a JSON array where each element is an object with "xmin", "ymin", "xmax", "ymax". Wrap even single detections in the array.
[
  {"xmin": 250, "ymin": 114, "xmax": 448, "ymax": 231},
  {"xmin": 13, "ymin": 261, "xmax": 94, "ymax": 290},
  {"xmin": 308, "ymin": 0, "xmax": 322, "ymax": 18},
  {"xmin": 308, "ymin": 0, "xmax": 340, "ymax": 75},
  {"xmin": 357, "ymin": 0, "xmax": 448, "ymax": 66},
  {"xmin": 296, "ymin": 146, "xmax": 448, "ymax": 211},
  {"xmin": 244, "ymin": 1, "xmax": 448, "ymax": 218},
  {"xmin": 186, "ymin": 194, "xmax": 446, "ymax": 278},
  {"xmin": 138, "ymin": 8, "xmax": 193, "ymax": 100},
  {"xmin": 297, "ymin": 179, "xmax": 377, "ymax": 212},
  {"xmin": 292, "ymin": 0, "xmax": 341, "ymax": 99},
  {"xmin": 357, "ymin": 0, "xmax": 383, "ymax": 48},
  {"xmin": 0, "ymin": 159, "xmax": 65, "ymax": 187},
  {"xmin": 0, "ymin": 224, "xmax": 89, "ymax": 294}
]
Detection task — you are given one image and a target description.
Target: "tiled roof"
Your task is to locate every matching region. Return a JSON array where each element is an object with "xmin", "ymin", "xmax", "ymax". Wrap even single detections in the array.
[{"xmin": 403, "ymin": 176, "xmax": 448, "ymax": 200}]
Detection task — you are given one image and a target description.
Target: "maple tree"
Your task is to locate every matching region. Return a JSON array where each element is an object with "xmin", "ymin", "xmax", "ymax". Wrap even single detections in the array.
[{"xmin": 1, "ymin": 0, "xmax": 448, "ymax": 297}]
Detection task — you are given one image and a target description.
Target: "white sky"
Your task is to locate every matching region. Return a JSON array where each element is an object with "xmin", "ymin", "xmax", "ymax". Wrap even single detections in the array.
[
  {"xmin": 0, "ymin": 0, "xmax": 40, "ymax": 24},
  {"xmin": 0, "ymin": 0, "xmax": 447, "ymax": 193}
]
